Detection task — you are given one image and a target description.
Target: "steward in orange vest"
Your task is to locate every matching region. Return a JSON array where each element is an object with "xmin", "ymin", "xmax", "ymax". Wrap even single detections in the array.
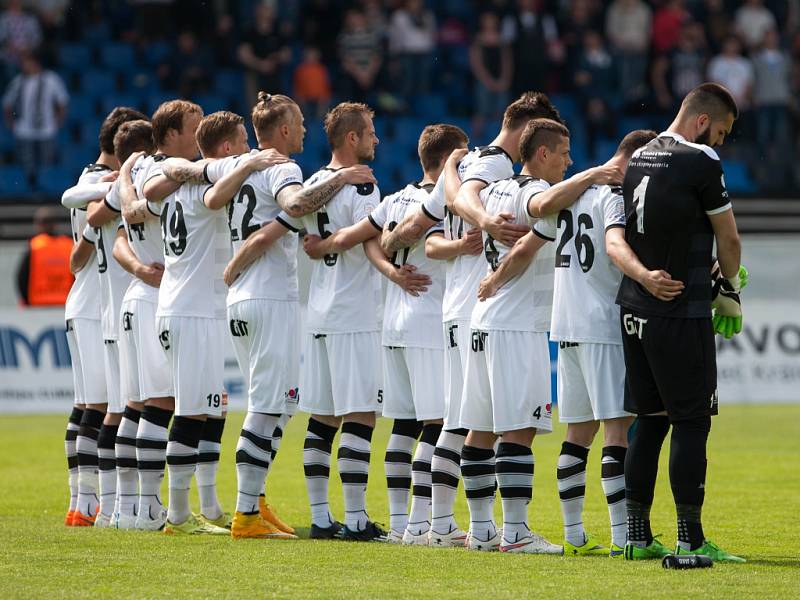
[{"xmin": 16, "ymin": 208, "xmax": 74, "ymax": 306}]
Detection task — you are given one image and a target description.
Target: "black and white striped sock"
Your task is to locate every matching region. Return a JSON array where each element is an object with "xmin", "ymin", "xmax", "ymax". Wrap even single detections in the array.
[
  {"xmin": 166, "ymin": 417, "xmax": 204, "ymax": 525},
  {"xmin": 115, "ymin": 406, "xmax": 140, "ymax": 517},
  {"xmin": 65, "ymin": 407, "xmax": 83, "ymax": 513},
  {"xmin": 136, "ymin": 405, "xmax": 172, "ymax": 520},
  {"xmin": 76, "ymin": 408, "xmax": 103, "ymax": 516},
  {"xmin": 303, "ymin": 417, "xmax": 339, "ymax": 528},
  {"xmin": 558, "ymin": 441, "xmax": 589, "ymax": 546},
  {"xmin": 197, "ymin": 417, "xmax": 225, "ymax": 520},
  {"xmin": 96, "ymin": 423, "xmax": 118, "ymax": 518},
  {"xmin": 384, "ymin": 419, "xmax": 421, "ymax": 534},
  {"xmin": 496, "ymin": 442, "xmax": 534, "ymax": 543},
  {"xmin": 236, "ymin": 412, "xmax": 278, "ymax": 514},
  {"xmin": 262, "ymin": 413, "xmax": 289, "ymax": 499},
  {"xmin": 431, "ymin": 428, "xmax": 467, "ymax": 534},
  {"xmin": 338, "ymin": 421, "xmax": 374, "ymax": 532},
  {"xmin": 601, "ymin": 445, "xmax": 627, "ymax": 548},
  {"xmin": 407, "ymin": 423, "xmax": 442, "ymax": 535},
  {"xmin": 461, "ymin": 445, "xmax": 497, "ymax": 541}
]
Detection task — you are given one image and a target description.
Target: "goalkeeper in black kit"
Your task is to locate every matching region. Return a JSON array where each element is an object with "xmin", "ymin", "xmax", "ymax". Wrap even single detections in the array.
[{"xmin": 616, "ymin": 83, "xmax": 747, "ymax": 563}]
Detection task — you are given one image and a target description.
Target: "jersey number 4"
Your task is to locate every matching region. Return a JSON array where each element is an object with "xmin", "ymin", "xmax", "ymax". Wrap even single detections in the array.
[{"xmin": 555, "ymin": 211, "xmax": 594, "ymax": 273}]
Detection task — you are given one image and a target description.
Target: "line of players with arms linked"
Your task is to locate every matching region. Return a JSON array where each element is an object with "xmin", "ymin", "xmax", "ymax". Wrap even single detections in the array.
[{"xmin": 61, "ymin": 81, "xmax": 747, "ymax": 561}]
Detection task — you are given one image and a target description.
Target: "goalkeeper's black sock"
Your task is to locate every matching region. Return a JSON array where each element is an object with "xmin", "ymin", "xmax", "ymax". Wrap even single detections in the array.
[
  {"xmin": 670, "ymin": 415, "xmax": 711, "ymax": 551},
  {"xmin": 625, "ymin": 415, "xmax": 669, "ymax": 547}
]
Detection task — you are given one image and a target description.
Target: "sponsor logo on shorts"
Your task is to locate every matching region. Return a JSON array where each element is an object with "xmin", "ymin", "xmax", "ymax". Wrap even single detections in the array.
[
  {"xmin": 158, "ymin": 330, "xmax": 170, "ymax": 350},
  {"xmin": 122, "ymin": 311, "xmax": 133, "ymax": 332},
  {"xmin": 623, "ymin": 313, "xmax": 647, "ymax": 339},
  {"xmin": 285, "ymin": 387, "xmax": 299, "ymax": 404},
  {"xmin": 229, "ymin": 319, "xmax": 248, "ymax": 337},
  {"xmin": 471, "ymin": 331, "xmax": 487, "ymax": 352}
]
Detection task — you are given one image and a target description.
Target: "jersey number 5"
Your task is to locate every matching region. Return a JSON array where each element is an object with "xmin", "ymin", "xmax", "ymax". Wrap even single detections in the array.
[
  {"xmin": 316, "ymin": 212, "xmax": 339, "ymax": 266},
  {"xmin": 633, "ymin": 175, "xmax": 650, "ymax": 234}
]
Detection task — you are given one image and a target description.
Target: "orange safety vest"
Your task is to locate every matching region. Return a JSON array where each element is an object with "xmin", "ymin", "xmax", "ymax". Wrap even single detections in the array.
[{"xmin": 27, "ymin": 233, "xmax": 74, "ymax": 306}]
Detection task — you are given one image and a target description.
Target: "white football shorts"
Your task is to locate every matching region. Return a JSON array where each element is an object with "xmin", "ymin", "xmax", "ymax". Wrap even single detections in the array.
[
  {"xmin": 103, "ymin": 338, "xmax": 124, "ymax": 414},
  {"xmin": 228, "ymin": 299, "xmax": 300, "ymax": 415},
  {"xmin": 66, "ymin": 317, "xmax": 106, "ymax": 406},
  {"xmin": 156, "ymin": 316, "xmax": 225, "ymax": 417},
  {"xmin": 119, "ymin": 298, "xmax": 172, "ymax": 403},
  {"xmin": 299, "ymin": 331, "xmax": 382, "ymax": 417},
  {"xmin": 381, "ymin": 345, "xmax": 445, "ymax": 421},
  {"xmin": 443, "ymin": 319, "xmax": 470, "ymax": 429},
  {"xmin": 557, "ymin": 342, "xmax": 631, "ymax": 423},
  {"xmin": 460, "ymin": 329, "xmax": 553, "ymax": 434}
]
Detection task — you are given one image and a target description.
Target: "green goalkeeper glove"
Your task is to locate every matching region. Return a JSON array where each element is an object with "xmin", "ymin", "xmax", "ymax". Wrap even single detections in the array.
[{"xmin": 711, "ymin": 264, "xmax": 748, "ymax": 339}]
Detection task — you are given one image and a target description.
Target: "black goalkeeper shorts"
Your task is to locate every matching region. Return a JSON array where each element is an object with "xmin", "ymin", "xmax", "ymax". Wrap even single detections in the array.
[{"xmin": 620, "ymin": 308, "xmax": 718, "ymax": 421}]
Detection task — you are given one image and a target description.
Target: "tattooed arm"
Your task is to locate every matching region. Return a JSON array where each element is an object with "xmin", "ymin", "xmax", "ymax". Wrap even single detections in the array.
[
  {"xmin": 160, "ymin": 157, "xmax": 213, "ymax": 184},
  {"xmin": 276, "ymin": 164, "xmax": 376, "ymax": 218}
]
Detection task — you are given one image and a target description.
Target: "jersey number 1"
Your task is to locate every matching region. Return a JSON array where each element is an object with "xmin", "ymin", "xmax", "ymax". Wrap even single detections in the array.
[{"xmin": 633, "ymin": 176, "xmax": 650, "ymax": 234}]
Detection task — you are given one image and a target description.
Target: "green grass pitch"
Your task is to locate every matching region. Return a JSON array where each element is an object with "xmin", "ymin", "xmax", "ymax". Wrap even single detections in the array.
[{"xmin": 1, "ymin": 405, "xmax": 797, "ymax": 599}]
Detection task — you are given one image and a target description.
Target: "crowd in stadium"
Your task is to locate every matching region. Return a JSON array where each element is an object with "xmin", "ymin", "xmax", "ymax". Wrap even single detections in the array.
[{"xmin": 0, "ymin": 0, "xmax": 798, "ymax": 197}]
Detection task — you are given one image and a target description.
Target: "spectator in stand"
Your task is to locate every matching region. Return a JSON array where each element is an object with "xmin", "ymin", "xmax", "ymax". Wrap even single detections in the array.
[
  {"xmin": 293, "ymin": 46, "xmax": 332, "ymax": 119},
  {"xmin": 16, "ymin": 206, "xmax": 73, "ymax": 307},
  {"xmin": 652, "ymin": 22, "xmax": 708, "ymax": 112},
  {"xmin": 699, "ymin": 0, "xmax": 733, "ymax": 53},
  {"xmin": 560, "ymin": 0, "xmax": 601, "ymax": 79},
  {"xmin": 158, "ymin": 31, "xmax": 213, "ymax": 98},
  {"xmin": 751, "ymin": 28, "xmax": 792, "ymax": 188},
  {"xmin": 652, "ymin": 0, "xmax": 690, "ymax": 55},
  {"xmin": 502, "ymin": 0, "xmax": 561, "ymax": 97},
  {"xmin": 301, "ymin": 0, "xmax": 341, "ymax": 62},
  {"xmin": 129, "ymin": 0, "xmax": 176, "ymax": 41},
  {"xmin": 388, "ymin": 0, "xmax": 436, "ymax": 98},
  {"xmin": 238, "ymin": 3, "xmax": 292, "ymax": 102},
  {"xmin": 470, "ymin": 11, "xmax": 512, "ymax": 138},
  {"xmin": 606, "ymin": 0, "xmax": 652, "ymax": 105},
  {"xmin": 361, "ymin": 0, "xmax": 388, "ymax": 40},
  {"xmin": 735, "ymin": 0, "xmax": 777, "ymax": 50},
  {"xmin": 0, "ymin": 0, "xmax": 42, "ymax": 82},
  {"xmin": 2, "ymin": 51, "xmax": 67, "ymax": 186},
  {"xmin": 574, "ymin": 30, "xmax": 618, "ymax": 158},
  {"xmin": 708, "ymin": 35, "xmax": 754, "ymax": 112},
  {"xmin": 337, "ymin": 8, "xmax": 383, "ymax": 103}
]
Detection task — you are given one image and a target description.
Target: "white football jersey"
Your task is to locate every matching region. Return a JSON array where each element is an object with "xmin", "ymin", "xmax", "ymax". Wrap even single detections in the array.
[
  {"xmin": 121, "ymin": 153, "xmax": 169, "ymax": 304},
  {"xmin": 64, "ymin": 163, "xmax": 112, "ymax": 321},
  {"xmin": 371, "ymin": 182, "xmax": 445, "ymax": 349},
  {"xmin": 471, "ymin": 175, "xmax": 555, "ymax": 332},
  {"xmin": 91, "ymin": 182, "xmax": 132, "ymax": 340},
  {"xmin": 204, "ymin": 152, "xmax": 304, "ymax": 305},
  {"xmin": 301, "ymin": 168, "xmax": 382, "ymax": 334},
  {"xmin": 533, "ymin": 184, "xmax": 625, "ymax": 344},
  {"xmin": 421, "ymin": 146, "xmax": 515, "ymax": 322},
  {"xmin": 156, "ymin": 181, "xmax": 231, "ymax": 320}
]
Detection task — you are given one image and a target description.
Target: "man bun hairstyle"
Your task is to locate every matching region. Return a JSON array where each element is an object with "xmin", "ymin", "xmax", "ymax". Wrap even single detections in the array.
[
  {"xmin": 113, "ymin": 119, "xmax": 154, "ymax": 164},
  {"xmin": 251, "ymin": 91, "xmax": 298, "ymax": 140},
  {"xmin": 615, "ymin": 129, "xmax": 658, "ymax": 159},
  {"xmin": 99, "ymin": 107, "xmax": 148, "ymax": 155},
  {"xmin": 682, "ymin": 82, "xmax": 739, "ymax": 121},
  {"xmin": 519, "ymin": 118, "xmax": 570, "ymax": 163},
  {"xmin": 418, "ymin": 124, "xmax": 469, "ymax": 172},
  {"xmin": 503, "ymin": 91, "xmax": 564, "ymax": 131},
  {"xmin": 323, "ymin": 102, "xmax": 374, "ymax": 150},
  {"xmin": 195, "ymin": 111, "xmax": 245, "ymax": 156},
  {"xmin": 151, "ymin": 99, "xmax": 203, "ymax": 147}
]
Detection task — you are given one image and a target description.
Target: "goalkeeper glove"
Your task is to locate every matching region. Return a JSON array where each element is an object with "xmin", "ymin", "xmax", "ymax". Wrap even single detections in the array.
[{"xmin": 711, "ymin": 264, "xmax": 748, "ymax": 339}]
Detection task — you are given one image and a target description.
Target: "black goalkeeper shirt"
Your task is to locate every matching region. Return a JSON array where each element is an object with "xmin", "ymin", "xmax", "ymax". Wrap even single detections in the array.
[{"xmin": 616, "ymin": 132, "xmax": 731, "ymax": 319}]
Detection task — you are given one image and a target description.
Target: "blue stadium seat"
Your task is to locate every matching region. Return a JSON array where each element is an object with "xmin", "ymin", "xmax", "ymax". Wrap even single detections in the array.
[
  {"xmin": 412, "ymin": 94, "xmax": 448, "ymax": 122},
  {"xmin": 194, "ymin": 94, "xmax": 227, "ymax": 114},
  {"xmin": 79, "ymin": 118, "xmax": 105, "ymax": 146},
  {"xmin": 723, "ymin": 160, "xmax": 757, "ymax": 194},
  {"xmin": 146, "ymin": 92, "xmax": 174, "ymax": 115},
  {"xmin": 144, "ymin": 41, "xmax": 173, "ymax": 66},
  {"xmin": 594, "ymin": 138, "xmax": 619, "ymax": 162},
  {"xmin": 0, "ymin": 125, "xmax": 15, "ymax": 153},
  {"xmin": 67, "ymin": 96, "xmax": 97, "ymax": 126},
  {"xmin": 214, "ymin": 70, "xmax": 244, "ymax": 98},
  {"xmin": 81, "ymin": 70, "xmax": 117, "ymax": 97},
  {"xmin": 100, "ymin": 43, "xmax": 136, "ymax": 71},
  {"xmin": 36, "ymin": 166, "xmax": 74, "ymax": 196},
  {"xmin": 0, "ymin": 166, "xmax": 31, "ymax": 197},
  {"xmin": 392, "ymin": 117, "xmax": 428, "ymax": 147},
  {"xmin": 59, "ymin": 42, "xmax": 92, "ymax": 72},
  {"xmin": 100, "ymin": 93, "xmax": 143, "ymax": 115}
]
